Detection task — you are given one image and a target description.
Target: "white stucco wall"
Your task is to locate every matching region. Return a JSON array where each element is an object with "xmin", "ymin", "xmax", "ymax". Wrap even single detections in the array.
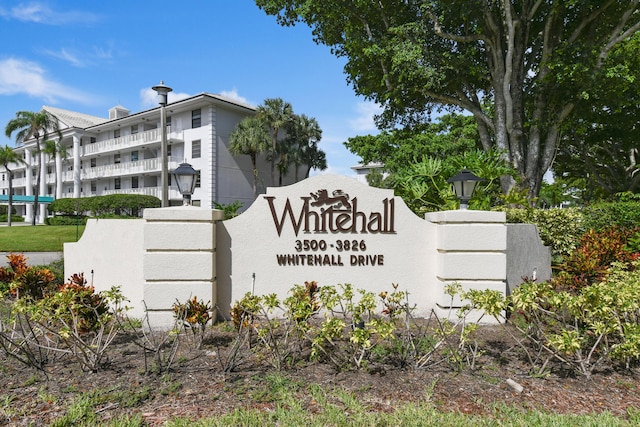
[
  {"xmin": 63, "ymin": 175, "xmax": 550, "ymax": 329},
  {"xmin": 216, "ymin": 175, "xmax": 440, "ymax": 319},
  {"xmin": 64, "ymin": 218, "xmax": 145, "ymax": 318}
]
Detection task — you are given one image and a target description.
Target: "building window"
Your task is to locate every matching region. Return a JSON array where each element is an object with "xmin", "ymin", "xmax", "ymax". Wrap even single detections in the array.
[
  {"xmin": 131, "ymin": 125, "xmax": 138, "ymax": 134},
  {"xmin": 91, "ymin": 181, "xmax": 96, "ymax": 192},
  {"xmin": 114, "ymin": 129, "xmax": 121, "ymax": 138},
  {"xmin": 114, "ymin": 153, "xmax": 121, "ymax": 164},
  {"xmin": 192, "ymin": 109, "xmax": 201, "ymax": 128},
  {"xmin": 166, "ymin": 116, "xmax": 171, "ymax": 128},
  {"xmin": 192, "ymin": 140, "xmax": 201, "ymax": 158},
  {"xmin": 195, "ymin": 170, "xmax": 201, "ymax": 188},
  {"xmin": 114, "ymin": 178, "xmax": 121, "ymax": 190},
  {"xmin": 131, "ymin": 151, "xmax": 138, "ymax": 162},
  {"xmin": 167, "ymin": 145, "xmax": 172, "ymax": 156},
  {"xmin": 90, "ymin": 137, "xmax": 96, "ymax": 144},
  {"xmin": 132, "ymin": 176, "xmax": 139, "ymax": 189},
  {"xmin": 47, "ymin": 166, "xmax": 52, "ymax": 174},
  {"xmin": 91, "ymin": 158, "xmax": 96, "ymax": 168}
]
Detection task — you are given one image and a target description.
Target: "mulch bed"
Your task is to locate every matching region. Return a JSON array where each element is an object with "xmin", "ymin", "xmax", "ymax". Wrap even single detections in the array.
[{"xmin": 2, "ymin": 325, "xmax": 639, "ymax": 425}]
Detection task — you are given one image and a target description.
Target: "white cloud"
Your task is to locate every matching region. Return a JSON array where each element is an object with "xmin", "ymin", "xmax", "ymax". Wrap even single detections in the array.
[
  {"xmin": 42, "ymin": 48, "xmax": 84, "ymax": 67},
  {"xmin": 0, "ymin": 2, "xmax": 99, "ymax": 25},
  {"xmin": 0, "ymin": 57, "xmax": 92, "ymax": 104},
  {"xmin": 218, "ymin": 87, "xmax": 255, "ymax": 107},
  {"xmin": 41, "ymin": 41, "xmax": 117, "ymax": 67},
  {"xmin": 348, "ymin": 101, "xmax": 382, "ymax": 133},
  {"xmin": 139, "ymin": 86, "xmax": 192, "ymax": 109},
  {"xmin": 93, "ymin": 44, "xmax": 113, "ymax": 61}
]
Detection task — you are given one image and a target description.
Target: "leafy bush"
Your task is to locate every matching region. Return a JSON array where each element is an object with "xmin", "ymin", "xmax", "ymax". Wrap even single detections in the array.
[
  {"xmin": 12, "ymin": 280, "xmax": 126, "ymax": 372},
  {"xmin": 45, "ymin": 215, "xmax": 87, "ymax": 226},
  {"xmin": 0, "ymin": 205, "xmax": 17, "ymax": 215},
  {"xmin": 581, "ymin": 201, "xmax": 640, "ymax": 232},
  {"xmin": 231, "ymin": 283, "xmax": 321, "ymax": 371},
  {"xmin": 213, "ymin": 200, "xmax": 243, "ymax": 219},
  {"xmin": 467, "ymin": 261, "xmax": 640, "ymax": 376},
  {"xmin": 501, "ymin": 207, "xmax": 584, "ymax": 259},
  {"xmin": 554, "ymin": 227, "xmax": 639, "ymax": 291},
  {"xmin": 172, "ymin": 296, "xmax": 212, "ymax": 350},
  {"xmin": 0, "ymin": 214, "xmax": 24, "ymax": 222},
  {"xmin": 0, "ymin": 253, "xmax": 59, "ymax": 300},
  {"xmin": 1, "ymin": 259, "xmax": 127, "ymax": 372},
  {"xmin": 229, "ymin": 282, "xmax": 483, "ymax": 373},
  {"xmin": 48, "ymin": 194, "xmax": 160, "ymax": 217}
]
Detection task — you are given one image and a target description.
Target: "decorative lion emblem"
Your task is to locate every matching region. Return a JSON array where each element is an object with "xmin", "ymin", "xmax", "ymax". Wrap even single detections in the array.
[{"xmin": 310, "ymin": 189, "xmax": 351, "ymax": 210}]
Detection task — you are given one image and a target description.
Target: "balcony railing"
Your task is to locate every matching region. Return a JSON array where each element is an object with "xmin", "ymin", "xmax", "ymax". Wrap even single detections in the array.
[
  {"xmin": 82, "ymin": 127, "xmax": 183, "ymax": 156},
  {"xmin": 61, "ymin": 157, "xmax": 181, "ymax": 182},
  {"xmin": 101, "ymin": 187, "xmax": 182, "ymax": 199},
  {"xmin": 2, "ymin": 177, "xmax": 26, "ymax": 188}
]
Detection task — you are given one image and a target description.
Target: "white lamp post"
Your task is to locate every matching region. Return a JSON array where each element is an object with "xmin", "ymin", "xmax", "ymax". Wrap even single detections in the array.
[
  {"xmin": 172, "ymin": 162, "xmax": 198, "ymax": 206},
  {"xmin": 152, "ymin": 81, "xmax": 172, "ymax": 207},
  {"xmin": 447, "ymin": 169, "xmax": 484, "ymax": 210}
]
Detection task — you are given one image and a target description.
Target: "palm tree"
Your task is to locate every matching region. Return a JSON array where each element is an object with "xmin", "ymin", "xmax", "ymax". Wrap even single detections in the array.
[
  {"xmin": 5, "ymin": 110, "xmax": 62, "ymax": 225},
  {"xmin": 304, "ymin": 147, "xmax": 327, "ymax": 179},
  {"xmin": 256, "ymin": 98, "xmax": 293, "ymax": 186},
  {"xmin": 229, "ymin": 116, "xmax": 270, "ymax": 199},
  {"xmin": 42, "ymin": 138, "xmax": 69, "ymax": 199},
  {"xmin": 275, "ymin": 138, "xmax": 296, "ymax": 186},
  {"xmin": 0, "ymin": 145, "xmax": 25, "ymax": 226},
  {"xmin": 286, "ymin": 114, "xmax": 324, "ymax": 181}
]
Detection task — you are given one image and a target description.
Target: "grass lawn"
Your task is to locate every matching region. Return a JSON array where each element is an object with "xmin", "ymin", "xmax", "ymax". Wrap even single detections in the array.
[{"xmin": 0, "ymin": 224, "xmax": 85, "ymax": 252}]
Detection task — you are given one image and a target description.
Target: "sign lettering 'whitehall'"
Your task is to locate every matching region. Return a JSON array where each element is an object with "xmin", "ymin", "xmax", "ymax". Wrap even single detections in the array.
[{"xmin": 265, "ymin": 189, "xmax": 396, "ymax": 237}]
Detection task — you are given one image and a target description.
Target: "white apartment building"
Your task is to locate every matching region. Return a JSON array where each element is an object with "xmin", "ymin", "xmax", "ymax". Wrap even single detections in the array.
[{"xmin": 1, "ymin": 93, "xmax": 292, "ymax": 223}]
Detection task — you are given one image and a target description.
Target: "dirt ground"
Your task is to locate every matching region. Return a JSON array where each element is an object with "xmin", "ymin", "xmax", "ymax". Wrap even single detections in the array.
[{"xmin": 2, "ymin": 324, "xmax": 639, "ymax": 426}]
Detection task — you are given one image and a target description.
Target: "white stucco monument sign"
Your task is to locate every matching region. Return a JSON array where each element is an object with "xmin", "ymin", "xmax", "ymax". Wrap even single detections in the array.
[
  {"xmin": 65, "ymin": 174, "xmax": 551, "ymax": 328},
  {"xmin": 217, "ymin": 175, "xmax": 437, "ymax": 317}
]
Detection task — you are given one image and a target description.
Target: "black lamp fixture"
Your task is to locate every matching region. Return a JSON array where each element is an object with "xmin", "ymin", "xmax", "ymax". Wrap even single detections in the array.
[
  {"xmin": 172, "ymin": 161, "xmax": 197, "ymax": 206},
  {"xmin": 447, "ymin": 169, "xmax": 484, "ymax": 210}
]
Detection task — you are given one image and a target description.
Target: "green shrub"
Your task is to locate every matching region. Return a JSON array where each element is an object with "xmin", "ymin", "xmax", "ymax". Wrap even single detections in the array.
[
  {"xmin": 46, "ymin": 215, "xmax": 87, "ymax": 226},
  {"xmin": 467, "ymin": 260, "xmax": 640, "ymax": 376},
  {"xmin": 0, "ymin": 205, "xmax": 17, "ymax": 215},
  {"xmin": 581, "ymin": 201, "xmax": 640, "ymax": 232},
  {"xmin": 554, "ymin": 226, "xmax": 639, "ymax": 291},
  {"xmin": 213, "ymin": 200, "xmax": 243, "ymax": 219},
  {"xmin": 1, "ymin": 253, "xmax": 59, "ymax": 301},
  {"xmin": 501, "ymin": 207, "xmax": 584, "ymax": 259},
  {"xmin": 0, "ymin": 214, "xmax": 24, "ymax": 222},
  {"xmin": 48, "ymin": 194, "xmax": 160, "ymax": 217},
  {"xmin": 13, "ymin": 280, "xmax": 126, "ymax": 372}
]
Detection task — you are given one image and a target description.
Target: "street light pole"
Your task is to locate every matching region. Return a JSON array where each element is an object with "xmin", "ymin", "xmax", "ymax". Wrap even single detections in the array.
[{"xmin": 152, "ymin": 81, "xmax": 173, "ymax": 207}]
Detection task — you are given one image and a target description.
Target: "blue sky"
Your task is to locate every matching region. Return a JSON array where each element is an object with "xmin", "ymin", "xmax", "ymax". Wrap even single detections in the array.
[{"xmin": 0, "ymin": 1, "xmax": 381, "ymax": 177}]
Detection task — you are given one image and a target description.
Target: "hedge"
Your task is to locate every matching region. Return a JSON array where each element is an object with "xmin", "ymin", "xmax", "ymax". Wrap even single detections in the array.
[{"xmin": 48, "ymin": 194, "xmax": 160, "ymax": 218}]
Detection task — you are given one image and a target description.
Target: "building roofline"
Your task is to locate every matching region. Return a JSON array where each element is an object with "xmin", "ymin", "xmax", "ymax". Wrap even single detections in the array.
[{"xmin": 85, "ymin": 92, "xmax": 256, "ymax": 131}]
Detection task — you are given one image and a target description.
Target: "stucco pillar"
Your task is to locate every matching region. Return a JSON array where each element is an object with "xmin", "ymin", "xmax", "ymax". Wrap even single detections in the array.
[
  {"xmin": 73, "ymin": 135, "xmax": 81, "ymax": 198},
  {"xmin": 38, "ymin": 151, "xmax": 46, "ymax": 224},
  {"xmin": 24, "ymin": 149, "xmax": 33, "ymax": 223},
  {"xmin": 55, "ymin": 150, "xmax": 62, "ymax": 199},
  {"xmin": 142, "ymin": 207, "xmax": 224, "ymax": 328},
  {"xmin": 425, "ymin": 210, "xmax": 507, "ymax": 322}
]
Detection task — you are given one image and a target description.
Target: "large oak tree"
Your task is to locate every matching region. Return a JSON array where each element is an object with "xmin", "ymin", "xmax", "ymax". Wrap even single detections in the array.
[
  {"xmin": 256, "ymin": 0, "xmax": 640, "ymax": 198},
  {"xmin": 554, "ymin": 31, "xmax": 640, "ymax": 199}
]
